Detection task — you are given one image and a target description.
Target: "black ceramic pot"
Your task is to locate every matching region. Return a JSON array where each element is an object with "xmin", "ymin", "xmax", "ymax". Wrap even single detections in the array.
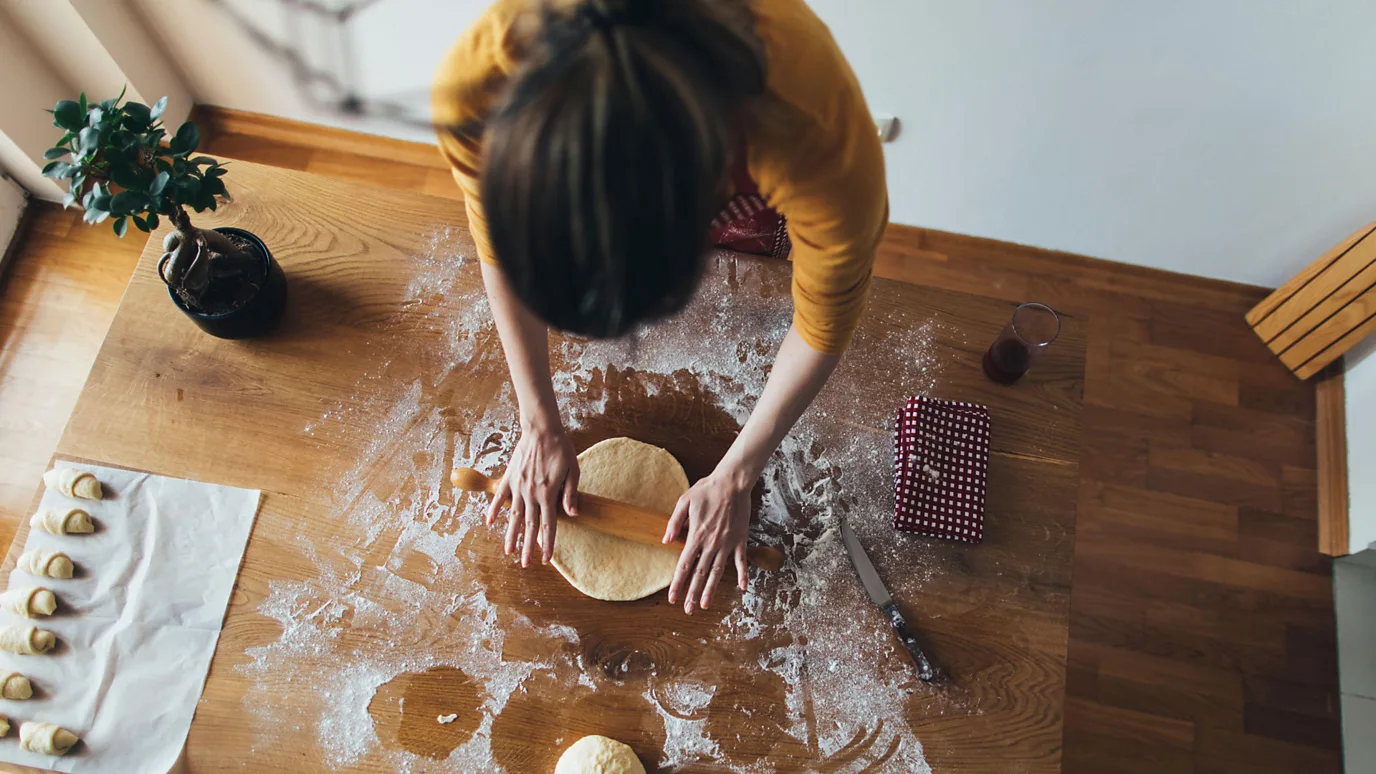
[{"xmin": 168, "ymin": 227, "xmax": 287, "ymax": 339}]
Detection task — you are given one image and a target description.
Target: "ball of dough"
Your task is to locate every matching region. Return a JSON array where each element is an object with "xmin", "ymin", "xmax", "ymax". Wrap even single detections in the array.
[
  {"xmin": 0, "ymin": 587, "xmax": 56, "ymax": 618},
  {"xmin": 31, "ymin": 507, "xmax": 93, "ymax": 535},
  {"xmin": 0, "ymin": 625, "xmax": 55, "ymax": 655},
  {"xmin": 547, "ymin": 438, "xmax": 688, "ymax": 601},
  {"xmin": 0, "ymin": 714, "xmax": 8, "ymax": 738},
  {"xmin": 555, "ymin": 735, "xmax": 645, "ymax": 774},
  {"xmin": 17, "ymin": 550, "xmax": 73, "ymax": 579},
  {"xmin": 0, "ymin": 672, "xmax": 33, "ymax": 700},
  {"xmin": 42, "ymin": 468, "xmax": 101, "ymax": 501},
  {"xmin": 19, "ymin": 722, "xmax": 78, "ymax": 755}
]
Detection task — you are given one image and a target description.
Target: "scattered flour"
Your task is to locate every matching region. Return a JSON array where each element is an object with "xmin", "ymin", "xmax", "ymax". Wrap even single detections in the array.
[{"xmin": 240, "ymin": 240, "xmax": 970, "ymax": 771}]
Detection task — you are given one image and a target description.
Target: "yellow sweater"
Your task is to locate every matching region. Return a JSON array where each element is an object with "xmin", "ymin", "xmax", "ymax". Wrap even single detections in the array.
[{"xmin": 432, "ymin": 0, "xmax": 887, "ymax": 354}]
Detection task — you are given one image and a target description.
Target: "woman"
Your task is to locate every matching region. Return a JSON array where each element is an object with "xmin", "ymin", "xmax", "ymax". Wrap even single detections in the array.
[{"xmin": 433, "ymin": 0, "xmax": 887, "ymax": 614}]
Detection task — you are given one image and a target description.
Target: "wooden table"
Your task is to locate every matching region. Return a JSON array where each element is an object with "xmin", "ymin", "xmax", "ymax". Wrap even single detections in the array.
[{"xmin": 5, "ymin": 161, "xmax": 1085, "ymax": 772}]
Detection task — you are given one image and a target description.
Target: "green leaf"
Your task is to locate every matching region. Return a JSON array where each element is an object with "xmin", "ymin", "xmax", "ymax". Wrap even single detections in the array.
[
  {"xmin": 113, "ymin": 216, "xmax": 128, "ymax": 238},
  {"xmin": 172, "ymin": 122, "xmax": 199, "ymax": 155},
  {"xmin": 145, "ymin": 212, "xmax": 159, "ymax": 230},
  {"xmin": 123, "ymin": 102, "xmax": 151, "ymax": 126},
  {"xmin": 98, "ymin": 86, "xmax": 126, "ymax": 113},
  {"xmin": 92, "ymin": 192, "xmax": 113, "ymax": 212},
  {"xmin": 41, "ymin": 161, "xmax": 73, "ymax": 179},
  {"xmin": 62, "ymin": 190, "xmax": 77, "ymax": 209},
  {"xmin": 87, "ymin": 107, "xmax": 104, "ymax": 128},
  {"xmin": 149, "ymin": 170, "xmax": 170, "ymax": 196},
  {"xmin": 78, "ymin": 92, "xmax": 87, "ymax": 114},
  {"xmin": 52, "ymin": 100, "xmax": 83, "ymax": 131},
  {"xmin": 149, "ymin": 96, "xmax": 167, "ymax": 120},
  {"xmin": 132, "ymin": 214, "xmax": 150, "ymax": 232},
  {"xmin": 78, "ymin": 126, "xmax": 99, "ymax": 153},
  {"xmin": 110, "ymin": 190, "xmax": 149, "ymax": 214},
  {"xmin": 43, "ymin": 147, "xmax": 68, "ymax": 160},
  {"xmin": 109, "ymin": 165, "xmax": 144, "ymax": 191}
]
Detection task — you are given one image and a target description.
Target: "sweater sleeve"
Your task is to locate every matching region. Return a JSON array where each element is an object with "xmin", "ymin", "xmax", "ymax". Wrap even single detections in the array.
[
  {"xmin": 431, "ymin": 2, "xmax": 523, "ymax": 266},
  {"xmin": 748, "ymin": 0, "xmax": 889, "ymax": 355}
]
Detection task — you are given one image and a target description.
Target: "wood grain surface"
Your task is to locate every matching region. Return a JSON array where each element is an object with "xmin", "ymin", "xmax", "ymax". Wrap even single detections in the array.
[
  {"xmin": 2, "ymin": 161, "xmax": 1084, "ymax": 772},
  {"xmin": 1246, "ymin": 220, "xmax": 1376, "ymax": 379},
  {"xmin": 3, "ymin": 124, "xmax": 1340, "ymax": 773},
  {"xmin": 1314, "ymin": 365, "xmax": 1348, "ymax": 557}
]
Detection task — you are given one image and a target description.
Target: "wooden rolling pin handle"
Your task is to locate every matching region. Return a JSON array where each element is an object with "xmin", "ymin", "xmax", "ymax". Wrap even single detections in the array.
[
  {"xmin": 451, "ymin": 466, "xmax": 501, "ymax": 496},
  {"xmin": 451, "ymin": 467, "xmax": 785, "ymax": 572}
]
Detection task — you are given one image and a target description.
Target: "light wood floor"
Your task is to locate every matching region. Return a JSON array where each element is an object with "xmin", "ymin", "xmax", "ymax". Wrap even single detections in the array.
[
  {"xmin": 0, "ymin": 116, "xmax": 1341, "ymax": 772},
  {"xmin": 0, "ymin": 208, "xmax": 141, "ymax": 549}
]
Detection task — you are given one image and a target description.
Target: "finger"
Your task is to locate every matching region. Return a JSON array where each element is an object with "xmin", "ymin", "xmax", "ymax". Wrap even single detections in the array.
[
  {"xmin": 664, "ymin": 495, "xmax": 690, "ymax": 544},
  {"xmin": 684, "ymin": 546, "xmax": 717, "ymax": 615},
  {"xmin": 735, "ymin": 545, "xmax": 749, "ymax": 591},
  {"xmin": 668, "ymin": 535, "xmax": 700, "ymax": 606},
  {"xmin": 562, "ymin": 467, "xmax": 580, "ymax": 517},
  {"xmin": 700, "ymin": 550, "xmax": 729, "ymax": 610},
  {"xmin": 521, "ymin": 494, "xmax": 540, "ymax": 567},
  {"xmin": 539, "ymin": 487, "xmax": 560, "ymax": 565},
  {"xmin": 504, "ymin": 490, "xmax": 524, "ymax": 555},
  {"xmin": 486, "ymin": 476, "xmax": 511, "ymax": 527}
]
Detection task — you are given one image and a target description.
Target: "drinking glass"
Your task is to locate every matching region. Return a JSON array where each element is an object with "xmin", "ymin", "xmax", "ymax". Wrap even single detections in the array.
[{"xmin": 982, "ymin": 302, "xmax": 1060, "ymax": 384}]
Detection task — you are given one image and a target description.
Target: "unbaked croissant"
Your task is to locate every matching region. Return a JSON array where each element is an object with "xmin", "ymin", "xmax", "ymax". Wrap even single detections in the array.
[
  {"xmin": 30, "ymin": 507, "xmax": 93, "ymax": 535},
  {"xmin": 0, "ymin": 587, "xmax": 55, "ymax": 618},
  {"xmin": 42, "ymin": 468, "xmax": 102, "ymax": 500},
  {"xmin": 17, "ymin": 549, "xmax": 73, "ymax": 579},
  {"xmin": 19, "ymin": 721, "xmax": 78, "ymax": 755},
  {"xmin": 0, "ymin": 672, "xmax": 33, "ymax": 700},
  {"xmin": 0, "ymin": 625, "xmax": 54, "ymax": 655}
]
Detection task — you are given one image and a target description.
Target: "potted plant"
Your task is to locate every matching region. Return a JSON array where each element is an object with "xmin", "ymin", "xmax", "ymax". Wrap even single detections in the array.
[{"xmin": 41, "ymin": 90, "xmax": 287, "ymax": 338}]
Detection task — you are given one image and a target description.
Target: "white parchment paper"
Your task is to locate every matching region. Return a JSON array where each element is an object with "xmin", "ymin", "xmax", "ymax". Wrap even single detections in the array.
[{"xmin": 0, "ymin": 461, "xmax": 260, "ymax": 773}]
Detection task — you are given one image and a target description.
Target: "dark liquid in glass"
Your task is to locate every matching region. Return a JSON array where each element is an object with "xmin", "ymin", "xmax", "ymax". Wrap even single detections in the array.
[{"xmin": 983, "ymin": 338, "xmax": 1031, "ymax": 384}]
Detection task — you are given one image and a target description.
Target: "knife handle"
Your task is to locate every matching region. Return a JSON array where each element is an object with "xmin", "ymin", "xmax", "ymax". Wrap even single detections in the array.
[{"xmin": 882, "ymin": 601, "xmax": 939, "ymax": 682}]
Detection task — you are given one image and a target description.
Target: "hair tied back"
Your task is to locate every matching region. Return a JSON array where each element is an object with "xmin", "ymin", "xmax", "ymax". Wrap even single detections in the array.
[{"xmin": 575, "ymin": 0, "xmax": 635, "ymax": 32}]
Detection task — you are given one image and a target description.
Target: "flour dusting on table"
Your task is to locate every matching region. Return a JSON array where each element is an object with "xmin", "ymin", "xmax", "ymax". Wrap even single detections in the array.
[{"xmin": 240, "ymin": 240, "xmax": 971, "ymax": 771}]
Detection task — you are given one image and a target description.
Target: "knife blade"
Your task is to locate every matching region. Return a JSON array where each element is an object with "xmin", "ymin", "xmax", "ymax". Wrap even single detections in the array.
[{"xmin": 839, "ymin": 517, "xmax": 939, "ymax": 682}]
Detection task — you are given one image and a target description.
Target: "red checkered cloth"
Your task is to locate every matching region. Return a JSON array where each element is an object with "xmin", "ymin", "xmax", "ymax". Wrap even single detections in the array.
[
  {"xmin": 707, "ymin": 148, "xmax": 793, "ymax": 259},
  {"xmin": 893, "ymin": 396, "xmax": 991, "ymax": 544}
]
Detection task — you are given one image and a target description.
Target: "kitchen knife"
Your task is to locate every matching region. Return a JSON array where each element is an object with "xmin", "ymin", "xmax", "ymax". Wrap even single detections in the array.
[{"xmin": 839, "ymin": 516, "xmax": 939, "ymax": 682}]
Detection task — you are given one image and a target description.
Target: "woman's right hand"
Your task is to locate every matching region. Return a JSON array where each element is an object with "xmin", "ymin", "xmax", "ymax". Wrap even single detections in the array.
[{"xmin": 487, "ymin": 420, "xmax": 580, "ymax": 567}]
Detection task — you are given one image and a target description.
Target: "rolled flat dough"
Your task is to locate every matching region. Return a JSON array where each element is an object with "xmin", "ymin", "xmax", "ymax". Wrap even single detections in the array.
[
  {"xmin": 554, "ymin": 734, "xmax": 646, "ymax": 774},
  {"xmin": 546, "ymin": 438, "xmax": 687, "ymax": 601}
]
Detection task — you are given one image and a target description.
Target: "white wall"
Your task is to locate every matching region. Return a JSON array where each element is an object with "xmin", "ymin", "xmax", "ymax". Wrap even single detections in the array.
[
  {"xmin": 133, "ymin": 0, "xmax": 481, "ymax": 146},
  {"xmin": 0, "ymin": 0, "xmax": 193, "ymax": 201},
  {"xmin": 0, "ymin": 171, "xmax": 27, "ymax": 270},
  {"xmin": 1335, "ymin": 550, "xmax": 1376, "ymax": 774},
  {"xmin": 1346, "ymin": 340, "xmax": 1376, "ymax": 554},
  {"xmin": 0, "ymin": 5, "xmax": 73, "ymax": 199},
  {"xmin": 141, "ymin": 0, "xmax": 1376, "ymax": 287}
]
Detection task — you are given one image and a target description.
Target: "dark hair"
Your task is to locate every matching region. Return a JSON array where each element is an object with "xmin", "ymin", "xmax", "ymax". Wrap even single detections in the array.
[{"xmin": 481, "ymin": 0, "xmax": 766, "ymax": 338}]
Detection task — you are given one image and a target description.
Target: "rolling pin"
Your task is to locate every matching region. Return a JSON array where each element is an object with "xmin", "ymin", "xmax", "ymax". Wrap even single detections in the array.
[{"xmin": 451, "ymin": 467, "xmax": 784, "ymax": 572}]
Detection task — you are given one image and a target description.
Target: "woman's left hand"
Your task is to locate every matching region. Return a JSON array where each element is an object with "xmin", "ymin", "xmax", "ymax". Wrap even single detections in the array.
[{"xmin": 664, "ymin": 466, "xmax": 753, "ymax": 614}]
